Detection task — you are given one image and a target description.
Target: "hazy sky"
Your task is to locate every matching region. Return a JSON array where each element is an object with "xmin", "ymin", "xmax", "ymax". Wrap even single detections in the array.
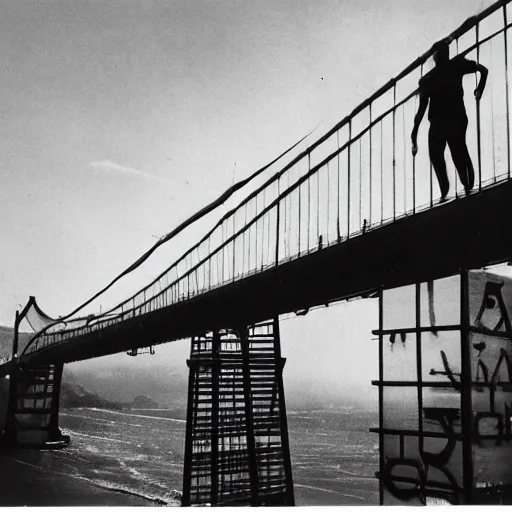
[{"xmin": 0, "ymin": 0, "xmax": 497, "ymax": 395}]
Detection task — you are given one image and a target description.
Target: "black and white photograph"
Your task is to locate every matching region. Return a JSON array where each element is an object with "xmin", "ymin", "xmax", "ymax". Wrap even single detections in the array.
[{"xmin": 1, "ymin": 0, "xmax": 511, "ymax": 506}]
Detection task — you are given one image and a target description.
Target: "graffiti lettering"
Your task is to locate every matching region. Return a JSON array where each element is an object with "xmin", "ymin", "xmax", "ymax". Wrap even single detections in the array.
[{"xmin": 474, "ymin": 281, "xmax": 512, "ymax": 334}]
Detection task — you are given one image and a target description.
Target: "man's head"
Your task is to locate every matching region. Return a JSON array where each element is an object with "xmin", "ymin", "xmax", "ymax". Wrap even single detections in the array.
[{"xmin": 433, "ymin": 41, "xmax": 450, "ymax": 65}]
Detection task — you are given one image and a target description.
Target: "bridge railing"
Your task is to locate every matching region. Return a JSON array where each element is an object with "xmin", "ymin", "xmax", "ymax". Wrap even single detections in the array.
[{"xmin": 26, "ymin": 0, "xmax": 512, "ymax": 353}]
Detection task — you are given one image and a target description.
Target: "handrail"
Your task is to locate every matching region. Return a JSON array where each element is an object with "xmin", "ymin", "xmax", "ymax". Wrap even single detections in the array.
[
  {"xmin": 93, "ymin": 1, "xmax": 512, "ymax": 322},
  {"xmin": 22, "ymin": 0, "xmax": 512, "ymax": 356}
]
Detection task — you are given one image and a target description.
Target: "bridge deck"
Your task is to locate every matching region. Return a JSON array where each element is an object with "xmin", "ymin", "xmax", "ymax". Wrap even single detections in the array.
[{"xmin": 23, "ymin": 180, "xmax": 512, "ymax": 366}]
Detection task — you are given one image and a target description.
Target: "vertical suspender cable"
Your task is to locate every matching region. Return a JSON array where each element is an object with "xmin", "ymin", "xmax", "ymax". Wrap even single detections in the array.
[
  {"xmin": 359, "ymin": 139, "xmax": 363, "ymax": 230},
  {"xmin": 287, "ymin": 170, "xmax": 291, "ymax": 259},
  {"xmin": 348, "ymin": 120, "xmax": 352, "ymax": 238},
  {"xmin": 189, "ymin": 256, "xmax": 193, "ymax": 297},
  {"xmin": 307, "ymin": 155, "xmax": 311, "ymax": 252},
  {"xmin": 264, "ymin": 189, "xmax": 268, "ymax": 269},
  {"xmin": 402, "ymin": 104, "xmax": 407, "ymax": 211},
  {"xmin": 214, "ymin": 233, "xmax": 218, "ymax": 286},
  {"xmin": 412, "ymin": 90, "xmax": 417, "ymax": 213},
  {"xmin": 392, "ymin": 84, "xmax": 397, "ymax": 220},
  {"xmin": 336, "ymin": 130, "xmax": 341, "ymax": 240},
  {"xmin": 216, "ymin": 229, "xmax": 220, "ymax": 287},
  {"xmin": 267, "ymin": 189, "xmax": 271, "ymax": 267},
  {"xmin": 263, "ymin": 194, "xmax": 267, "ymax": 269},
  {"xmin": 195, "ymin": 247, "xmax": 200, "ymax": 292},
  {"xmin": 455, "ymin": 40, "xmax": 461, "ymax": 199},
  {"xmin": 221, "ymin": 223, "xmax": 225, "ymax": 284},
  {"xmin": 327, "ymin": 161, "xmax": 330, "ymax": 244},
  {"xmin": 254, "ymin": 197, "xmax": 258, "ymax": 271},
  {"xmin": 243, "ymin": 204, "xmax": 248, "ymax": 275},
  {"xmin": 203, "ymin": 242, "xmax": 206, "ymax": 289},
  {"xmin": 224, "ymin": 223, "xmax": 227, "ymax": 283},
  {"xmin": 260, "ymin": 191, "xmax": 264, "ymax": 270},
  {"xmin": 283, "ymin": 173, "xmax": 288, "ymax": 259},
  {"xmin": 490, "ymin": 38, "xmax": 496, "ymax": 183},
  {"xmin": 380, "ymin": 121, "xmax": 384, "ymax": 224},
  {"xmin": 504, "ymin": 5, "xmax": 511, "ymax": 179},
  {"xmin": 476, "ymin": 23, "xmax": 483, "ymax": 192},
  {"xmin": 247, "ymin": 202, "xmax": 251, "ymax": 275},
  {"xmin": 186, "ymin": 256, "xmax": 190, "ymax": 299},
  {"xmin": 369, "ymin": 104, "xmax": 373, "ymax": 226},
  {"xmin": 316, "ymin": 156, "xmax": 320, "ymax": 244},
  {"xmin": 456, "ymin": 40, "xmax": 460, "ymax": 201},
  {"xmin": 233, "ymin": 211, "xmax": 236, "ymax": 280},
  {"xmin": 276, "ymin": 177, "xmax": 281, "ymax": 266},
  {"xmin": 298, "ymin": 164, "xmax": 302, "ymax": 255}
]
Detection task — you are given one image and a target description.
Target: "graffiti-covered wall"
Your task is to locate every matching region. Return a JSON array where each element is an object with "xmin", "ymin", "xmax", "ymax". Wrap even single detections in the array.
[
  {"xmin": 468, "ymin": 271, "xmax": 512, "ymax": 501},
  {"xmin": 375, "ymin": 270, "xmax": 512, "ymax": 505}
]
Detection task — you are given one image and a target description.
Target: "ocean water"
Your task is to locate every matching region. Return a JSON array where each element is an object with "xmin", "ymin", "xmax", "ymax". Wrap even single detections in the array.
[
  {"xmin": 287, "ymin": 407, "xmax": 380, "ymax": 505},
  {"xmin": 9, "ymin": 406, "xmax": 380, "ymax": 506}
]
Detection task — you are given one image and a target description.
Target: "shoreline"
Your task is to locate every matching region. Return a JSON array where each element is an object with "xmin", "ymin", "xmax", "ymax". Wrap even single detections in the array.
[
  {"xmin": 0, "ymin": 448, "xmax": 177, "ymax": 507},
  {"xmin": 51, "ymin": 470, "xmax": 180, "ymax": 507}
]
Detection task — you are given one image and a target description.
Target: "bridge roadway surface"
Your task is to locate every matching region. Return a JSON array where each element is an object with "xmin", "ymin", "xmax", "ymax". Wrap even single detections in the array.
[{"xmin": 17, "ymin": 179, "xmax": 512, "ymax": 368}]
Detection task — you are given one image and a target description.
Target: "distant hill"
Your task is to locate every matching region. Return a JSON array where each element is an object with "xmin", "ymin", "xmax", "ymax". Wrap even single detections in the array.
[
  {"xmin": 61, "ymin": 372, "xmax": 124, "ymax": 409},
  {"xmin": 67, "ymin": 364, "xmax": 189, "ymax": 410},
  {"xmin": 0, "ymin": 326, "xmax": 14, "ymax": 360},
  {"xmin": 62, "ymin": 370, "xmax": 166, "ymax": 410},
  {"xmin": 130, "ymin": 395, "xmax": 159, "ymax": 408},
  {"xmin": 0, "ymin": 326, "xmax": 31, "ymax": 360}
]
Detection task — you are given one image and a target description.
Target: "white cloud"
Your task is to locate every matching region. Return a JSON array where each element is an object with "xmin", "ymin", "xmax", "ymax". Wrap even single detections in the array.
[{"xmin": 90, "ymin": 160, "xmax": 171, "ymax": 184}]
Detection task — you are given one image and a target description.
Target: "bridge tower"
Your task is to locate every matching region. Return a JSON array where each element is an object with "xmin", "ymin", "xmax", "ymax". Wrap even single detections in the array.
[
  {"xmin": 1, "ymin": 306, "xmax": 68, "ymax": 448},
  {"xmin": 182, "ymin": 318, "xmax": 294, "ymax": 506},
  {"xmin": 2, "ymin": 362, "xmax": 68, "ymax": 447}
]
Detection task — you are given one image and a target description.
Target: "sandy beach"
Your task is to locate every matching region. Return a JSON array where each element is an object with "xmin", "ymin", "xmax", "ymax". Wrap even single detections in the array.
[{"xmin": 0, "ymin": 448, "xmax": 155, "ymax": 507}]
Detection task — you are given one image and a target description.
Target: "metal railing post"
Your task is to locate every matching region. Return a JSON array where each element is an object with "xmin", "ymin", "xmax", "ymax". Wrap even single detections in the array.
[
  {"xmin": 476, "ymin": 23, "xmax": 483, "ymax": 192},
  {"xmin": 504, "ymin": 5, "xmax": 511, "ymax": 179}
]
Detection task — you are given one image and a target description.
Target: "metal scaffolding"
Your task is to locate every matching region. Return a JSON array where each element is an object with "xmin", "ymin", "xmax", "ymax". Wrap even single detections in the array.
[{"xmin": 182, "ymin": 319, "xmax": 294, "ymax": 506}]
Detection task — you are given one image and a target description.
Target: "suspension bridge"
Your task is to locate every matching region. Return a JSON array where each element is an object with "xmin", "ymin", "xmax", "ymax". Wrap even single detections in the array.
[{"xmin": 3, "ymin": 0, "xmax": 512, "ymax": 506}]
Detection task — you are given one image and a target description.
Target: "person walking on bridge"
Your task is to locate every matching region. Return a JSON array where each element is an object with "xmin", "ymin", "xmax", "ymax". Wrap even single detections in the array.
[{"xmin": 411, "ymin": 40, "xmax": 488, "ymax": 201}]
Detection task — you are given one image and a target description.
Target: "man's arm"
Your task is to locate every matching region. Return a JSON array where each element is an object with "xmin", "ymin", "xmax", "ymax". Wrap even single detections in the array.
[
  {"xmin": 411, "ymin": 92, "xmax": 429, "ymax": 156},
  {"xmin": 474, "ymin": 63, "xmax": 488, "ymax": 101}
]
